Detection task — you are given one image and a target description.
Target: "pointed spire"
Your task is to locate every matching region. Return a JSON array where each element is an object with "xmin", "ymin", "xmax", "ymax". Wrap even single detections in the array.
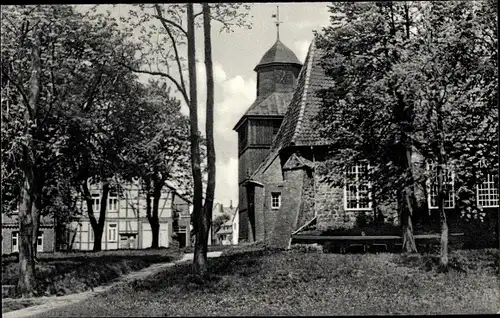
[{"xmin": 271, "ymin": 5, "xmax": 282, "ymax": 41}]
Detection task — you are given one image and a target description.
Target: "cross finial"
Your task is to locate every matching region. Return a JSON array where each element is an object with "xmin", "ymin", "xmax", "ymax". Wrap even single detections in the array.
[{"xmin": 271, "ymin": 6, "xmax": 282, "ymax": 40}]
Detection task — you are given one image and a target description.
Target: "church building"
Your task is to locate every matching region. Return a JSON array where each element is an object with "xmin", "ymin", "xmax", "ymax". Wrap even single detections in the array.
[{"xmin": 235, "ymin": 36, "xmax": 498, "ymax": 249}]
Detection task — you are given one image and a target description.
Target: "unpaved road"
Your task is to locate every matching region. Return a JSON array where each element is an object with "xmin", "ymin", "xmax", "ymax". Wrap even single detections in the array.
[{"xmin": 3, "ymin": 251, "xmax": 223, "ymax": 318}]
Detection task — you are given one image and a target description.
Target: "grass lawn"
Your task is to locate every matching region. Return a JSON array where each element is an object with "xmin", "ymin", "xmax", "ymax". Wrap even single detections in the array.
[
  {"xmin": 1, "ymin": 248, "xmax": 181, "ymax": 307},
  {"xmin": 31, "ymin": 247, "xmax": 499, "ymax": 316}
]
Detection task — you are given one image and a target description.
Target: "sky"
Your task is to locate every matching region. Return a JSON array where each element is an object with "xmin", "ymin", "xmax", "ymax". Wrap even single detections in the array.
[{"xmin": 88, "ymin": 3, "xmax": 332, "ymax": 208}]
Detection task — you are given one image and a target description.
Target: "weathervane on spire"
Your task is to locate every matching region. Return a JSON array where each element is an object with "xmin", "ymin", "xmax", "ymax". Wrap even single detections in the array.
[{"xmin": 271, "ymin": 6, "xmax": 282, "ymax": 40}]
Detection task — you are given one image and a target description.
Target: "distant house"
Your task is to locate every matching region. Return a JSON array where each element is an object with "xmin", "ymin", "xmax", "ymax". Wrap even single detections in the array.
[
  {"xmin": 216, "ymin": 220, "xmax": 233, "ymax": 245},
  {"xmin": 2, "ymin": 212, "xmax": 55, "ymax": 254},
  {"xmin": 232, "ymin": 206, "xmax": 239, "ymax": 245},
  {"xmin": 213, "ymin": 203, "xmax": 239, "ymax": 246},
  {"xmin": 209, "ymin": 202, "xmax": 238, "ymax": 245},
  {"xmin": 71, "ymin": 180, "xmax": 192, "ymax": 250}
]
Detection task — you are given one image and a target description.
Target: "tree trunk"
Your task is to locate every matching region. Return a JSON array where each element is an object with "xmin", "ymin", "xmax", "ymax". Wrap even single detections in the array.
[
  {"xmin": 32, "ymin": 195, "xmax": 42, "ymax": 261},
  {"xmin": 18, "ymin": 163, "xmax": 36, "ymax": 297},
  {"xmin": 150, "ymin": 182, "xmax": 163, "ymax": 249},
  {"xmin": 82, "ymin": 179, "xmax": 108, "ymax": 252},
  {"xmin": 18, "ymin": 25, "xmax": 42, "ymax": 298},
  {"xmin": 398, "ymin": 187, "xmax": 418, "ymax": 253},
  {"xmin": 393, "ymin": 89, "xmax": 418, "ymax": 253},
  {"xmin": 94, "ymin": 180, "xmax": 109, "ymax": 252},
  {"xmin": 68, "ymin": 226, "xmax": 78, "ymax": 252},
  {"xmin": 201, "ymin": 2, "xmax": 216, "ymax": 261},
  {"xmin": 436, "ymin": 105, "xmax": 448, "ymax": 271},
  {"xmin": 186, "ymin": 3, "xmax": 205, "ymax": 276}
]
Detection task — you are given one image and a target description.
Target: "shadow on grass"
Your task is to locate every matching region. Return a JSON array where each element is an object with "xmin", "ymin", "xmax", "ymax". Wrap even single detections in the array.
[
  {"xmin": 2, "ymin": 251, "xmax": 180, "ymax": 299},
  {"xmin": 124, "ymin": 248, "xmax": 273, "ymax": 294},
  {"xmin": 394, "ymin": 248, "xmax": 499, "ymax": 274}
]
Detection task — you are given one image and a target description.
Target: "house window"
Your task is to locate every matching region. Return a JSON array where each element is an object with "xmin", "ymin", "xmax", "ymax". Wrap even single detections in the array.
[
  {"xmin": 271, "ymin": 192, "xmax": 281, "ymax": 209},
  {"xmin": 11, "ymin": 232, "xmax": 42, "ymax": 252},
  {"xmin": 12, "ymin": 232, "xmax": 18, "ymax": 253},
  {"xmin": 108, "ymin": 193, "xmax": 118, "ymax": 212},
  {"xmin": 344, "ymin": 162, "xmax": 371, "ymax": 210},
  {"xmin": 92, "ymin": 193, "xmax": 100, "ymax": 212},
  {"xmin": 37, "ymin": 232, "xmax": 43, "ymax": 252},
  {"xmin": 477, "ymin": 174, "xmax": 499, "ymax": 208},
  {"xmin": 108, "ymin": 223, "xmax": 117, "ymax": 242},
  {"xmin": 427, "ymin": 163, "xmax": 455, "ymax": 209}
]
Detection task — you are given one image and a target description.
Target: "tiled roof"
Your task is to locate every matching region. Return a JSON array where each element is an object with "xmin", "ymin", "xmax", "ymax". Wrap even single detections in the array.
[
  {"xmin": 254, "ymin": 39, "xmax": 302, "ymax": 70},
  {"xmin": 249, "ymin": 148, "xmax": 280, "ymax": 180},
  {"xmin": 216, "ymin": 228, "xmax": 233, "ymax": 235},
  {"xmin": 2, "ymin": 213, "xmax": 54, "ymax": 228},
  {"xmin": 271, "ymin": 39, "xmax": 333, "ymax": 150},
  {"xmin": 247, "ymin": 39, "xmax": 333, "ymax": 181},
  {"xmin": 233, "ymin": 92, "xmax": 294, "ymax": 130}
]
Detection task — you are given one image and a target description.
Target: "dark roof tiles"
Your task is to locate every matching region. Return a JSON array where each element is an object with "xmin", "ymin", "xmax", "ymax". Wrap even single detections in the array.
[
  {"xmin": 254, "ymin": 39, "xmax": 302, "ymax": 70},
  {"xmin": 271, "ymin": 39, "xmax": 333, "ymax": 150},
  {"xmin": 233, "ymin": 92, "xmax": 294, "ymax": 130}
]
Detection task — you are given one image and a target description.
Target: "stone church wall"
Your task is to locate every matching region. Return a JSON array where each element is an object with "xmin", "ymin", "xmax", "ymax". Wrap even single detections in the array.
[
  {"xmin": 296, "ymin": 170, "xmax": 315, "ymax": 230},
  {"xmin": 314, "ymin": 171, "xmax": 399, "ymax": 231},
  {"xmin": 253, "ymin": 154, "xmax": 284, "ymax": 242}
]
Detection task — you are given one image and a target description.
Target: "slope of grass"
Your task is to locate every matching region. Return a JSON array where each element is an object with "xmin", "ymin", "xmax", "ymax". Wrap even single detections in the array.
[
  {"xmin": 2, "ymin": 249, "xmax": 181, "ymax": 302},
  {"xmin": 32, "ymin": 247, "xmax": 499, "ymax": 317}
]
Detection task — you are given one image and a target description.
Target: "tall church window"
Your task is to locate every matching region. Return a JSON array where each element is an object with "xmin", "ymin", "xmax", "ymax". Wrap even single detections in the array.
[
  {"xmin": 344, "ymin": 162, "xmax": 371, "ymax": 210},
  {"xmin": 427, "ymin": 163, "xmax": 455, "ymax": 209},
  {"xmin": 477, "ymin": 173, "xmax": 499, "ymax": 208},
  {"xmin": 271, "ymin": 192, "xmax": 281, "ymax": 209}
]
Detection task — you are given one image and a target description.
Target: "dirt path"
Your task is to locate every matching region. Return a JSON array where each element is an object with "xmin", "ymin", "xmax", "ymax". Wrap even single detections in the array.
[{"xmin": 3, "ymin": 251, "xmax": 223, "ymax": 318}]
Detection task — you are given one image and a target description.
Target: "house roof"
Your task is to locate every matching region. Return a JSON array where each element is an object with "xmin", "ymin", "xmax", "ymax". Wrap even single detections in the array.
[
  {"xmin": 254, "ymin": 39, "xmax": 302, "ymax": 71},
  {"xmin": 249, "ymin": 148, "xmax": 280, "ymax": 180},
  {"xmin": 216, "ymin": 228, "xmax": 233, "ymax": 235},
  {"xmin": 271, "ymin": 39, "xmax": 333, "ymax": 150},
  {"xmin": 2, "ymin": 213, "xmax": 54, "ymax": 228},
  {"xmin": 233, "ymin": 92, "xmax": 294, "ymax": 130}
]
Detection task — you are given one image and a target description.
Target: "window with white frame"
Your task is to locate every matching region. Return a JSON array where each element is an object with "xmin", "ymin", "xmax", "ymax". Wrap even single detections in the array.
[
  {"xmin": 37, "ymin": 232, "xmax": 43, "ymax": 251},
  {"xmin": 271, "ymin": 192, "xmax": 281, "ymax": 209},
  {"xmin": 344, "ymin": 162, "xmax": 371, "ymax": 210},
  {"xmin": 11, "ymin": 232, "xmax": 42, "ymax": 252},
  {"xmin": 427, "ymin": 163, "xmax": 455, "ymax": 209},
  {"xmin": 108, "ymin": 192, "xmax": 118, "ymax": 212},
  {"xmin": 12, "ymin": 232, "xmax": 19, "ymax": 252},
  {"xmin": 92, "ymin": 193, "xmax": 100, "ymax": 212},
  {"xmin": 108, "ymin": 223, "xmax": 117, "ymax": 242},
  {"xmin": 477, "ymin": 173, "xmax": 499, "ymax": 207}
]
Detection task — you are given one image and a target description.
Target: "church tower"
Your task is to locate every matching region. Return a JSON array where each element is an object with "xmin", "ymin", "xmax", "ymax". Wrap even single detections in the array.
[{"xmin": 233, "ymin": 14, "xmax": 302, "ymax": 241}]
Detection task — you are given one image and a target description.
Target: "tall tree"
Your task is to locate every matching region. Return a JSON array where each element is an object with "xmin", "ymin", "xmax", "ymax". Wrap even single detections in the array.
[
  {"xmin": 116, "ymin": 3, "xmax": 251, "ymax": 275},
  {"xmin": 316, "ymin": 1, "xmax": 497, "ymax": 259},
  {"xmin": 316, "ymin": 2, "xmax": 421, "ymax": 252},
  {"xmin": 122, "ymin": 80, "xmax": 192, "ymax": 249},
  {"xmin": 413, "ymin": 0, "xmax": 498, "ymax": 269},
  {"xmin": 1, "ymin": 5, "xmax": 81, "ymax": 296}
]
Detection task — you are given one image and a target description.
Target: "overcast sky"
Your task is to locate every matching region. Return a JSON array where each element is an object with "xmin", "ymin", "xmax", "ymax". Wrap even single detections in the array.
[{"xmin": 88, "ymin": 3, "xmax": 331, "ymax": 207}]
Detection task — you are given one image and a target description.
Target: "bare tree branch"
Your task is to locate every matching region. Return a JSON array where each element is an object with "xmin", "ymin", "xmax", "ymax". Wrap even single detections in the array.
[
  {"xmin": 119, "ymin": 61, "xmax": 190, "ymax": 106},
  {"xmin": 1, "ymin": 66, "xmax": 32, "ymax": 117},
  {"xmin": 154, "ymin": 4, "xmax": 188, "ymax": 98},
  {"xmin": 152, "ymin": 12, "xmax": 188, "ymax": 37}
]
